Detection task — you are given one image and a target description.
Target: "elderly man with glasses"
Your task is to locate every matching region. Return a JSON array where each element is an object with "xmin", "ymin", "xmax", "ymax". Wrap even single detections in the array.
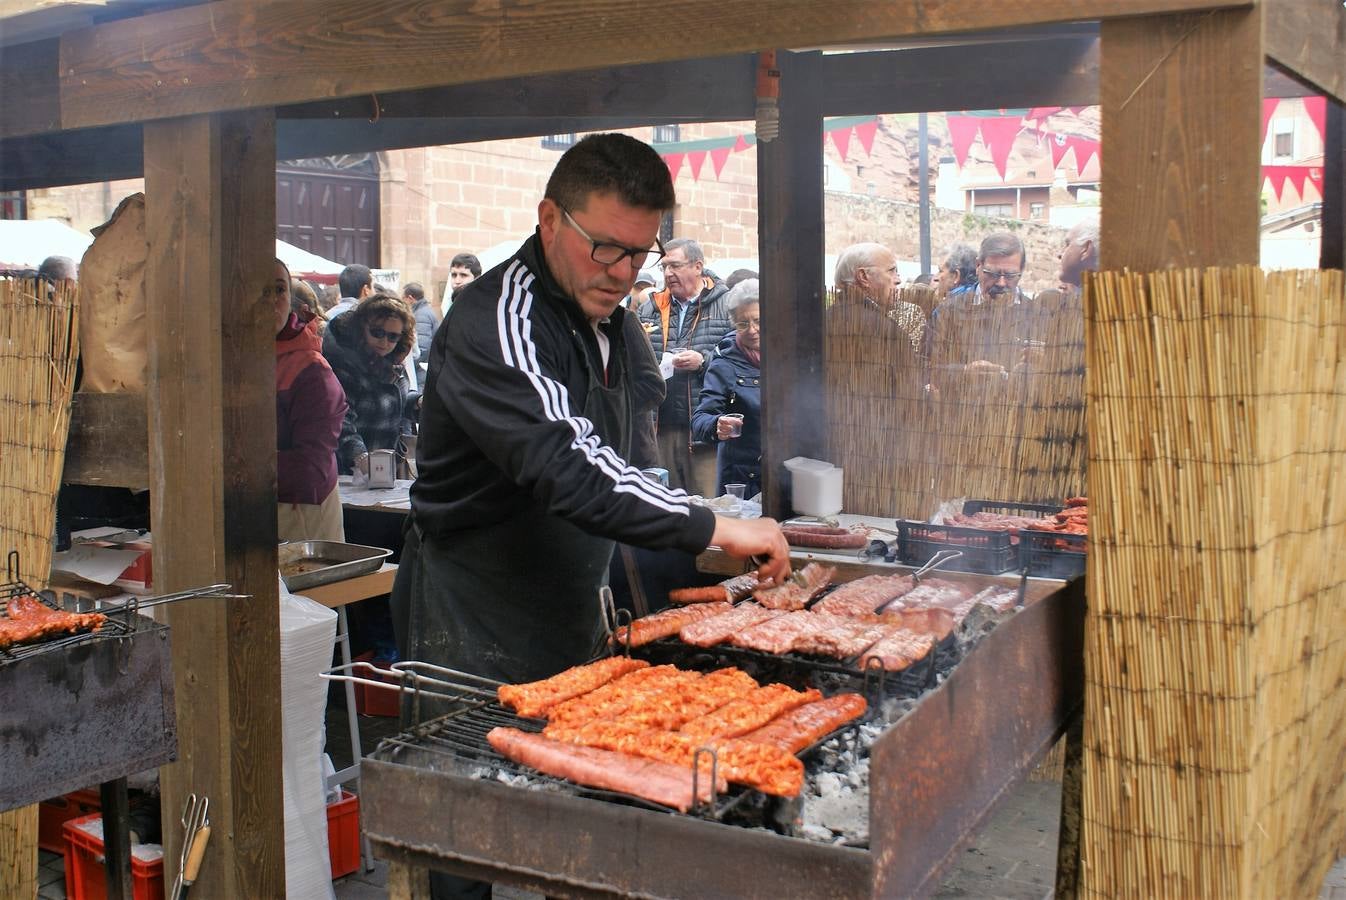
[
  {"xmin": 926, "ymin": 231, "xmax": 1040, "ymax": 383},
  {"xmin": 635, "ymin": 237, "xmax": 733, "ymax": 495},
  {"xmin": 394, "ymin": 135, "xmax": 790, "ymax": 753}
]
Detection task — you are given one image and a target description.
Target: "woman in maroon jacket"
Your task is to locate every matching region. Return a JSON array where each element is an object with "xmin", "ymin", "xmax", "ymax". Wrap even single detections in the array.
[{"xmin": 273, "ymin": 259, "xmax": 349, "ymax": 542}]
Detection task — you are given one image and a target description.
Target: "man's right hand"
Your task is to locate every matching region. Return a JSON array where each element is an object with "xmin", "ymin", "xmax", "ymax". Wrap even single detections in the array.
[{"xmin": 709, "ymin": 516, "xmax": 791, "ymax": 586}]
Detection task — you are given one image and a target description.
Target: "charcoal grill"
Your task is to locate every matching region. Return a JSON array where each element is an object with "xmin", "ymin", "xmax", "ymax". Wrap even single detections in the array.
[{"xmin": 360, "ymin": 578, "xmax": 1085, "ymax": 898}]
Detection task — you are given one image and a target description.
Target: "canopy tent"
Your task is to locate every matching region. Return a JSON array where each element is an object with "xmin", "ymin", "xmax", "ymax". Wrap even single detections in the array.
[
  {"xmin": 0, "ymin": 218, "xmax": 94, "ymax": 271},
  {"xmin": 276, "ymin": 239, "xmax": 343, "ymax": 285}
]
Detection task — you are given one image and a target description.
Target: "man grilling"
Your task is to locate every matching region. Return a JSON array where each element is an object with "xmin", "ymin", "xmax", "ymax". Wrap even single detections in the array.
[{"xmin": 395, "ymin": 132, "xmax": 788, "ymax": 683}]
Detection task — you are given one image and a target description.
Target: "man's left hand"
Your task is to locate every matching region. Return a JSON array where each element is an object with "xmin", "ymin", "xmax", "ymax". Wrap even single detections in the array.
[{"xmin": 672, "ymin": 349, "xmax": 703, "ymax": 371}]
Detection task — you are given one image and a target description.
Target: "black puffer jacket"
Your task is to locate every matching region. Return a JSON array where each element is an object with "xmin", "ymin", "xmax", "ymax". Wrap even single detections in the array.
[
  {"xmin": 636, "ymin": 278, "xmax": 732, "ymax": 432},
  {"xmin": 691, "ymin": 332, "xmax": 762, "ymax": 497}
]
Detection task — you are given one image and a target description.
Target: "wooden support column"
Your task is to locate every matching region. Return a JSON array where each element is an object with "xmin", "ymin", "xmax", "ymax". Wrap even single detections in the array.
[
  {"xmin": 758, "ymin": 50, "xmax": 825, "ymax": 519},
  {"xmin": 1323, "ymin": 97, "xmax": 1344, "ymax": 270},
  {"xmin": 1099, "ymin": 10, "xmax": 1263, "ymax": 269},
  {"xmin": 143, "ymin": 109, "xmax": 285, "ymax": 898}
]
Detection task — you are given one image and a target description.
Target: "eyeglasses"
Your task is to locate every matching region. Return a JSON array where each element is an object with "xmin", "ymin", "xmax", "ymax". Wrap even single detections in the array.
[
  {"xmin": 660, "ymin": 260, "xmax": 697, "ymax": 272},
  {"xmin": 732, "ymin": 317, "xmax": 761, "ymax": 332},
  {"xmin": 367, "ymin": 326, "xmax": 403, "ymax": 342},
  {"xmin": 980, "ymin": 268, "xmax": 1023, "ymax": 283},
  {"xmin": 560, "ymin": 207, "xmax": 665, "ymax": 267}
]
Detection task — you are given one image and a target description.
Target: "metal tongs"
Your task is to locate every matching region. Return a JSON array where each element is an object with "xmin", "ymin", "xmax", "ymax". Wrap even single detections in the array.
[
  {"xmin": 873, "ymin": 549, "xmax": 963, "ymax": 615},
  {"xmin": 322, "ymin": 659, "xmax": 503, "ymax": 726},
  {"xmin": 101, "ymin": 584, "xmax": 246, "ymax": 615},
  {"xmin": 171, "ymin": 794, "xmax": 211, "ymax": 900}
]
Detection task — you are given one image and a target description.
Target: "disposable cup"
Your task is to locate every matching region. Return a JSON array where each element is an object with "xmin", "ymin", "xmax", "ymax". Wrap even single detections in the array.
[
  {"xmin": 725, "ymin": 483, "xmax": 747, "ymax": 500},
  {"xmin": 723, "ymin": 413, "xmax": 744, "ymax": 437}
]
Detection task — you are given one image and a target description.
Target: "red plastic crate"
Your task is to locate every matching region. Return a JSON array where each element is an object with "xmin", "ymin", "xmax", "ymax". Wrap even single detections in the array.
[
  {"xmin": 38, "ymin": 789, "xmax": 101, "ymax": 855},
  {"xmin": 327, "ymin": 789, "xmax": 360, "ymax": 879},
  {"xmin": 62, "ymin": 813, "xmax": 164, "ymax": 900},
  {"xmin": 352, "ymin": 652, "xmax": 401, "ymax": 717}
]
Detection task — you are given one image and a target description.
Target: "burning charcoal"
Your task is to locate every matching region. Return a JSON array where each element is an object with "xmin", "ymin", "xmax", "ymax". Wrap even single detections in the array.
[{"xmin": 815, "ymin": 772, "xmax": 843, "ymax": 798}]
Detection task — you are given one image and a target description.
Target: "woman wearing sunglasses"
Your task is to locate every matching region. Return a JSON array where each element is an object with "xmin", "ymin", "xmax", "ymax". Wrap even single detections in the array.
[{"xmin": 322, "ymin": 292, "xmax": 420, "ymax": 475}]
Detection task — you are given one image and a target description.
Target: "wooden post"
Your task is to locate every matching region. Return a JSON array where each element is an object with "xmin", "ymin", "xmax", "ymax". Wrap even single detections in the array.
[
  {"xmin": 0, "ymin": 806, "xmax": 38, "ymax": 899},
  {"xmin": 143, "ymin": 109, "xmax": 285, "ymax": 898},
  {"xmin": 758, "ymin": 50, "xmax": 825, "ymax": 519},
  {"xmin": 1322, "ymin": 97, "xmax": 1344, "ymax": 270},
  {"xmin": 1099, "ymin": 10, "xmax": 1263, "ymax": 269}
]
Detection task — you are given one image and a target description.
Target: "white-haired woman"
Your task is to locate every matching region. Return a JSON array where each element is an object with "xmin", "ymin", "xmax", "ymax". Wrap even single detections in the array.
[{"xmin": 691, "ymin": 279, "xmax": 762, "ymax": 498}]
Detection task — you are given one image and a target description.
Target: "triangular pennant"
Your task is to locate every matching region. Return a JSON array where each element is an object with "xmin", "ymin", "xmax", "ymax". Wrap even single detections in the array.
[
  {"xmin": 978, "ymin": 116, "xmax": 1022, "ymax": 180},
  {"xmin": 1067, "ymin": 106, "xmax": 1086, "ymax": 116},
  {"xmin": 687, "ymin": 149, "xmax": 707, "ymax": 180},
  {"xmin": 1263, "ymin": 166, "xmax": 1291, "ymax": 202},
  {"xmin": 1261, "ymin": 97, "xmax": 1280, "ymax": 146},
  {"xmin": 830, "ymin": 125, "xmax": 853, "ymax": 162},
  {"xmin": 946, "ymin": 115, "xmax": 981, "ymax": 169},
  {"xmin": 664, "ymin": 153, "xmax": 684, "ymax": 181},
  {"xmin": 1285, "ymin": 166, "xmax": 1310, "ymax": 198},
  {"xmin": 1067, "ymin": 137, "xmax": 1099, "ymax": 172},
  {"xmin": 733, "ymin": 134, "xmax": 750, "ymax": 152},
  {"xmin": 1309, "ymin": 167, "xmax": 1324, "ymax": 186},
  {"xmin": 854, "ymin": 119, "xmax": 879, "ymax": 156},
  {"xmin": 1026, "ymin": 106, "xmax": 1063, "ymax": 122},
  {"xmin": 709, "ymin": 145, "xmax": 732, "ymax": 179},
  {"xmin": 1303, "ymin": 95, "xmax": 1327, "ymax": 145},
  {"xmin": 1047, "ymin": 132, "xmax": 1071, "ymax": 169}
]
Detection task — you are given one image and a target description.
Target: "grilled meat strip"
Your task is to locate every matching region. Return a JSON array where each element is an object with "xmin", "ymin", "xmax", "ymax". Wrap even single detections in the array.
[
  {"xmin": 740, "ymin": 694, "xmax": 869, "ymax": 754},
  {"xmin": 487, "ymin": 727, "xmax": 717, "ymax": 812},
  {"xmin": 752, "ymin": 562, "xmax": 835, "ymax": 611},
  {"xmin": 0, "ymin": 595, "xmax": 107, "ymax": 650},
  {"xmin": 812, "ymin": 574, "xmax": 914, "ymax": 617},
  {"xmin": 668, "ymin": 573, "xmax": 760, "ymax": 605},
  {"xmin": 790, "ymin": 614, "xmax": 896, "ymax": 659},
  {"xmin": 781, "ymin": 529, "xmax": 869, "ymax": 550},
  {"xmin": 859, "ymin": 628, "xmax": 936, "ymax": 672},
  {"xmin": 613, "ymin": 602, "xmax": 733, "ymax": 648},
  {"xmin": 679, "ymin": 683, "xmax": 822, "ymax": 743},
  {"xmin": 496, "ymin": 656, "xmax": 649, "ymax": 719},
  {"xmin": 678, "ymin": 604, "xmax": 781, "ymax": 648}
]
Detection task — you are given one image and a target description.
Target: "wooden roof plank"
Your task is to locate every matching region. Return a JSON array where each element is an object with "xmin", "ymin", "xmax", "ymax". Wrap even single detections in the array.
[
  {"xmin": 57, "ymin": 0, "xmax": 1249, "ymax": 129},
  {"xmin": 1263, "ymin": 0, "xmax": 1345, "ymax": 102}
]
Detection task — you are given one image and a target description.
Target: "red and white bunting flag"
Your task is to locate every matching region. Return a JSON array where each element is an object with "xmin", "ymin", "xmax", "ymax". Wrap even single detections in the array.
[
  {"xmin": 978, "ymin": 117, "xmax": 1022, "ymax": 180},
  {"xmin": 1285, "ymin": 166, "xmax": 1310, "ymax": 198},
  {"xmin": 1026, "ymin": 106, "xmax": 1063, "ymax": 122},
  {"xmin": 709, "ymin": 145, "xmax": 732, "ymax": 178},
  {"xmin": 1047, "ymin": 132, "xmax": 1072, "ymax": 169},
  {"xmin": 1303, "ymin": 95, "xmax": 1327, "ymax": 145},
  {"xmin": 664, "ymin": 153, "xmax": 685, "ymax": 181},
  {"xmin": 1261, "ymin": 97, "xmax": 1280, "ymax": 146},
  {"xmin": 946, "ymin": 115, "xmax": 981, "ymax": 169},
  {"xmin": 1263, "ymin": 166, "xmax": 1291, "ymax": 201},
  {"xmin": 687, "ymin": 150, "xmax": 708, "ymax": 181},
  {"xmin": 1309, "ymin": 167, "xmax": 1324, "ymax": 186},
  {"xmin": 733, "ymin": 134, "xmax": 750, "ymax": 152},
  {"xmin": 854, "ymin": 118, "xmax": 879, "ymax": 156},
  {"xmin": 830, "ymin": 125, "xmax": 854, "ymax": 162},
  {"xmin": 1066, "ymin": 137, "xmax": 1099, "ymax": 172}
]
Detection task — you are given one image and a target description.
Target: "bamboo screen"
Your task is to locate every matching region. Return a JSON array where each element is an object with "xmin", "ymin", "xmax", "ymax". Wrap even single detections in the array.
[
  {"xmin": 824, "ymin": 284, "xmax": 1086, "ymax": 519},
  {"xmin": 0, "ymin": 277, "xmax": 80, "ymax": 589},
  {"xmin": 1081, "ymin": 267, "xmax": 1346, "ymax": 897}
]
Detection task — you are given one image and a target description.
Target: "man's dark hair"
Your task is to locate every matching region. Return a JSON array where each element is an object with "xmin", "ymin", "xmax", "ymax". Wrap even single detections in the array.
[
  {"xmin": 724, "ymin": 268, "xmax": 758, "ymax": 290},
  {"xmin": 544, "ymin": 133, "xmax": 675, "ymax": 213},
  {"xmin": 450, "ymin": 253, "xmax": 481, "ymax": 277},
  {"xmin": 403, "ymin": 282, "xmax": 425, "ymax": 302},
  {"xmin": 338, "ymin": 264, "xmax": 372, "ymax": 299},
  {"xmin": 978, "ymin": 232, "xmax": 1027, "ymax": 269},
  {"xmin": 38, "ymin": 255, "xmax": 77, "ymax": 283}
]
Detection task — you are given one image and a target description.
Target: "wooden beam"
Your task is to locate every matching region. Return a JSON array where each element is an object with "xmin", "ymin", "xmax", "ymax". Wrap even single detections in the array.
[
  {"xmin": 1099, "ymin": 10, "xmax": 1263, "ymax": 270},
  {"xmin": 0, "ymin": 124, "xmax": 143, "ymax": 192},
  {"xmin": 280, "ymin": 54, "xmax": 756, "ymax": 121},
  {"xmin": 1263, "ymin": 0, "xmax": 1346, "ymax": 103},
  {"xmin": 0, "ymin": 38, "xmax": 59, "ymax": 139},
  {"xmin": 63, "ymin": 392, "xmax": 149, "ymax": 490},
  {"xmin": 144, "ymin": 108, "xmax": 285, "ymax": 899},
  {"xmin": 57, "ymin": 0, "xmax": 1250, "ymax": 130},
  {"xmin": 817, "ymin": 37, "xmax": 1099, "ymax": 116},
  {"xmin": 758, "ymin": 50, "xmax": 826, "ymax": 520},
  {"xmin": 1323, "ymin": 97, "xmax": 1344, "ymax": 270}
]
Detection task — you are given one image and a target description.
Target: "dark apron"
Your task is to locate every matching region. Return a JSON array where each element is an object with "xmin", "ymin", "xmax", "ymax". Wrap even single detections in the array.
[{"xmin": 392, "ymin": 325, "xmax": 633, "ymax": 686}]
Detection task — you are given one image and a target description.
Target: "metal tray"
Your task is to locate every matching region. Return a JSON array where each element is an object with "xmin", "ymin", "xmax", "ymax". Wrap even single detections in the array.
[{"xmin": 278, "ymin": 540, "xmax": 392, "ymax": 592}]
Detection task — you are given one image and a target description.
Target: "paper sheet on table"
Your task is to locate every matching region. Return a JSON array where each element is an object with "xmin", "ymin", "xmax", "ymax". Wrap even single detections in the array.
[
  {"xmin": 52, "ymin": 544, "xmax": 144, "ymax": 585},
  {"xmin": 71, "ymin": 525, "xmax": 136, "ymax": 541}
]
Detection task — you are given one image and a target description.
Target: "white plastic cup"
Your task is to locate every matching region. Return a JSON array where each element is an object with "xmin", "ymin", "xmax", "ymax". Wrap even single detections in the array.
[
  {"xmin": 722, "ymin": 413, "xmax": 744, "ymax": 437},
  {"xmin": 725, "ymin": 483, "xmax": 747, "ymax": 500}
]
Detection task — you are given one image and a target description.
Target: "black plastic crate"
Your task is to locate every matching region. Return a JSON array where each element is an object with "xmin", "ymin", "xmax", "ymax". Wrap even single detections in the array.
[
  {"xmin": 961, "ymin": 499, "xmax": 1061, "ymax": 518},
  {"xmin": 896, "ymin": 520, "xmax": 1018, "ymax": 575},
  {"xmin": 1019, "ymin": 529, "xmax": 1086, "ymax": 579}
]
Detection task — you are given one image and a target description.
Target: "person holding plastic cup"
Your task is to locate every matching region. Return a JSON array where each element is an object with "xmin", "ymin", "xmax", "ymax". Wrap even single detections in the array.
[{"xmin": 691, "ymin": 278, "xmax": 763, "ymax": 500}]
